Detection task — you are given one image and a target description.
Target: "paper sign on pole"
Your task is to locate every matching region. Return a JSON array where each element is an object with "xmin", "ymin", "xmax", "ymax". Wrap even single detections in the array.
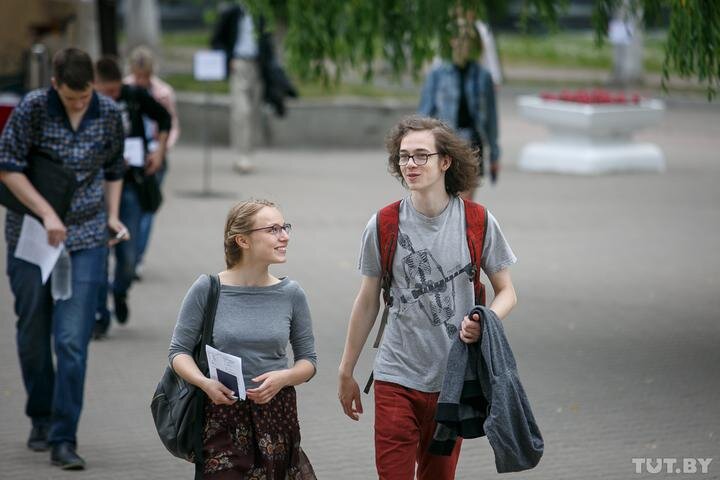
[{"xmin": 193, "ymin": 50, "xmax": 227, "ymax": 81}]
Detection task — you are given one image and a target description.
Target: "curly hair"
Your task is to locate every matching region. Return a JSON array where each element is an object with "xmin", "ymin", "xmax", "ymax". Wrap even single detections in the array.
[
  {"xmin": 224, "ymin": 199, "xmax": 277, "ymax": 268},
  {"xmin": 385, "ymin": 115, "xmax": 479, "ymax": 195}
]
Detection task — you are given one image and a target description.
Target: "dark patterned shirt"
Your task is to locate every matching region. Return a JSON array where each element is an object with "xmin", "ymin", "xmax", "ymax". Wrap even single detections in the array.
[{"xmin": 0, "ymin": 88, "xmax": 125, "ymax": 252}]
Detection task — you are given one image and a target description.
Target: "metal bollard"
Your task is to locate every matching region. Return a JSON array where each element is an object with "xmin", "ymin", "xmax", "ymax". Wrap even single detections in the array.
[{"xmin": 28, "ymin": 44, "xmax": 51, "ymax": 90}]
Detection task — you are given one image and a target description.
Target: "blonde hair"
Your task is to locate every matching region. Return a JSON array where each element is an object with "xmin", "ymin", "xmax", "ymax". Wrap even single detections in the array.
[
  {"xmin": 128, "ymin": 46, "xmax": 155, "ymax": 73},
  {"xmin": 224, "ymin": 199, "xmax": 277, "ymax": 268}
]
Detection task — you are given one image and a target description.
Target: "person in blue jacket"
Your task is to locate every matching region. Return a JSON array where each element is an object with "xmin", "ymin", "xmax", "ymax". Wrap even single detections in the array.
[{"xmin": 418, "ymin": 18, "xmax": 500, "ymax": 193}]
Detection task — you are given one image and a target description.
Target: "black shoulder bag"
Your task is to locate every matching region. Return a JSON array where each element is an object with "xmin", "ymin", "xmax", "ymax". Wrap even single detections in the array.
[
  {"xmin": 0, "ymin": 148, "xmax": 78, "ymax": 220},
  {"xmin": 150, "ymin": 274, "xmax": 220, "ymax": 476}
]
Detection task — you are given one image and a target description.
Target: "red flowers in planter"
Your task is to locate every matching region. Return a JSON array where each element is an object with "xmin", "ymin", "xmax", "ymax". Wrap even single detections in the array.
[{"xmin": 540, "ymin": 89, "xmax": 641, "ymax": 105}]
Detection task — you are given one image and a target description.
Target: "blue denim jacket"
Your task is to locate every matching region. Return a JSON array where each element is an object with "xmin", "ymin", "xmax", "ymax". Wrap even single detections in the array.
[{"xmin": 418, "ymin": 62, "xmax": 499, "ymax": 163}]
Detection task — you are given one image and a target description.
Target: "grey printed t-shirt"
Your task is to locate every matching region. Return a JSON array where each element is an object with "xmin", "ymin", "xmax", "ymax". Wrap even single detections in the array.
[
  {"xmin": 358, "ymin": 196, "xmax": 516, "ymax": 392},
  {"xmin": 169, "ymin": 275, "xmax": 317, "ymax": 389}
]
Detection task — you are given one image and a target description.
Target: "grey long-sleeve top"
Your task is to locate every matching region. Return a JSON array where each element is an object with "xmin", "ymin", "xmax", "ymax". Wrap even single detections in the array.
[{"xmin": 169, "ymin": 275, "xmax": 318, "ymax": 389}]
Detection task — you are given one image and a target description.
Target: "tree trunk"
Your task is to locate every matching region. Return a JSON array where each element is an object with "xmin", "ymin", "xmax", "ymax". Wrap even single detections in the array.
[
  {"xmin": 73, "ymin": 0, "xmax": 101, "ymax": 59},
  {"xmin": 609, "ymin": 2, "xmax": 644, "ymax": 86},
  {"xmin": 123, "ymin": 0, "xmax": 160, "ymax": 54}
]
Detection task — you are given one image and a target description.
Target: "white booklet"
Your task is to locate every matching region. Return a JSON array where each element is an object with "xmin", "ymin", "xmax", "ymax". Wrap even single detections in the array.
[{"xmin": 205, "ymin": 345, "xmax": 246, "ymax": 400}]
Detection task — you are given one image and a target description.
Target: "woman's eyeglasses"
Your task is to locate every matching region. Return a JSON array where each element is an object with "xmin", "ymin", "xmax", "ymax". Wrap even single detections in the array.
[{"xmin": 246, "ymin": 223, "xmax": 292, "ymax": 237}]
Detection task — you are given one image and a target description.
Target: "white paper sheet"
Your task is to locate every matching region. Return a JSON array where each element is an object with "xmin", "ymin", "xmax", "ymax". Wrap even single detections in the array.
[
  {"xmin": 123, "ymin": 137, "xmax": 145, "ymax": 167},
  {"xmin": 205, "ymin": 345, "xmax": 246, "ymax": 400},
  {"xmin": 14, "ymin": 215, "xmax": 63, "ymax": 284}
]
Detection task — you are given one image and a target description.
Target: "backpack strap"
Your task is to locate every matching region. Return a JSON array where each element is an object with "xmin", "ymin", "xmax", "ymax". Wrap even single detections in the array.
[
  {"xmin": 363, "ymin": 200, "xmax": 400, "ymax": 394},
  {"xmin": 462, "ymin": 198, "xmax": 488, "ymax": 305}
]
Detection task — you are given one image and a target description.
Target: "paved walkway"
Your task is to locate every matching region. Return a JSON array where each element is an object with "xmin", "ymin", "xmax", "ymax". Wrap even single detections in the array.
[{"xmin": 1, "ymin": 93, "xmax": 719, "ymax": 479}]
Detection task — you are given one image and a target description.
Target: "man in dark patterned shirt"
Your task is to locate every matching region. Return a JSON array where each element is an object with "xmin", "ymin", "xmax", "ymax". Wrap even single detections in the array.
[{"xmin": 0, "ymin": 48, "xmax": 126, "ymax": 470}]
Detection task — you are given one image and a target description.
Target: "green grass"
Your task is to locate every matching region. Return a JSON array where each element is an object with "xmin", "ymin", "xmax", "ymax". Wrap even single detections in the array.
[
  {"xmin": 160, "ymin": 30, "xmax": 673, "ymax": 95},
  {"xmin": 165, "ymin": 73, "xmax": 228, "ymax": 94},
  {"xmin": 161, "ymin": 30, "xmax": 211, "ymax": 49},
  {"xmin": 497, "ymin": 32, "xmax": 668, "ymax": 73},
  {"xmin": 164, "ymin": 72, "xmax": 420, "ymax": 98}
]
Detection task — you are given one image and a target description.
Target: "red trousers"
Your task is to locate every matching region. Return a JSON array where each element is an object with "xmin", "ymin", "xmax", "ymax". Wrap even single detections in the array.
[{"xmin": 374, "ymin": 380, "xmax": 462, "ymax": 480}]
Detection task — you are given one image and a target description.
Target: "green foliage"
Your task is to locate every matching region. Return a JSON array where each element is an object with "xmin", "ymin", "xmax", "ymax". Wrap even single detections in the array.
[
  {"xmin": 244, "ymin": 0, "xmax": 563, "ymax": 85},
  {"xmin": 176, "ymin": 0, "xmax": 718, "ymax": 99},
  {"xmin": 592, "ymin": 0, "xmax": 719, "ymax": 99},
  {"xmin": 663, "ymin": 0, "xmax": 719, "ymax": 100}
]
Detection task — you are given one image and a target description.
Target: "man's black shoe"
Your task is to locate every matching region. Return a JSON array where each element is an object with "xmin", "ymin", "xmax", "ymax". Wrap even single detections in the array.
[
  {"xmin": 92, "ymin": 323, "xmax": 108, "ymax": 340},
  {"xmin": 27, "ymin": 425, "xmax": 49, "ymax": 451},
  {"xmin": 50, "ymin": 443, "xmax": 85, "ymax": 470},
  {"xmin": 114, "ymin": 294, "xmax": 129, "ymax": 324}
]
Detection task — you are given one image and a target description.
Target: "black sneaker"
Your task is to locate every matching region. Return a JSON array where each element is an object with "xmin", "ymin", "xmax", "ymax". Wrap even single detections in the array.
[
  {"xmin": 114, "ymin": 294, "xmax": 129, "ymax": 324},
  {"xmin": 50, "ymin": 442, "xmax": 85, "ymax": 470},
  {"xmin": 27, "ymin": 425, "xmax": 49, "ymax": 451}
]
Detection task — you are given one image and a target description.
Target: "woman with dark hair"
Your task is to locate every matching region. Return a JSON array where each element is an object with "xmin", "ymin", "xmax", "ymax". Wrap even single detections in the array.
[{"xmin": 169, "ymin": 199, "xmax": 317, "ymax": 479}]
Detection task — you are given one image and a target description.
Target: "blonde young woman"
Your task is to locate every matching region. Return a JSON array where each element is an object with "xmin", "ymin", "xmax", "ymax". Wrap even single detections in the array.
[{"xmin": 169, "ymin": 199, "xmax": 317, "ymax": 479}]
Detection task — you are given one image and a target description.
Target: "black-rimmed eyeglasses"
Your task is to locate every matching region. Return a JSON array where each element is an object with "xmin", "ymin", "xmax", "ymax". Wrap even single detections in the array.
[
  {"xmin": 398, "ymin": 152, "xmax": 439, "ymax": 166},
  {"xmin": 246, "ymin": 223, "xmax": 292, "ymax": 237}
]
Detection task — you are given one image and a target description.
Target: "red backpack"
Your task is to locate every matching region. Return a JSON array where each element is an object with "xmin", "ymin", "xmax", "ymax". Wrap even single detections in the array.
[{"xmin": 363, "ymin": 197, "xmax": 488, "ymax": 393}]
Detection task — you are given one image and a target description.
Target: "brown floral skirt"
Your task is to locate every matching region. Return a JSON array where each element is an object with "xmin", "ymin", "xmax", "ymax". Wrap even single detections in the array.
[{"xmin": 201, "ymin": 386, "xmax": 316, "ymax": 480}]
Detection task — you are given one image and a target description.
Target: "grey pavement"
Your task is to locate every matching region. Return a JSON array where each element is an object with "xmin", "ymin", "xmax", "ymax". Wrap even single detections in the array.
[{"xmin": 1, "ymin": 92, "xmax": 719, "ymax": 479}]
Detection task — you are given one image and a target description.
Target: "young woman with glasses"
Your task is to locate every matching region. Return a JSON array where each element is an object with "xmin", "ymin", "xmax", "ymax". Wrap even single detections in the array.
[{"xmin": 168, "ymin": 199, "xmax": 317, "ymax": 479}]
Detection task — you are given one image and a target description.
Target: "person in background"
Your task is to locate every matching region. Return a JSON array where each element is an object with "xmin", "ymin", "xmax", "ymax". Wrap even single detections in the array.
[
  {"xmin": 418, "ymin": 16, "xmax": 500, "ymax": 195},
  {"xmin": 94, "ymin": 56, "xmax": 171, "ymax": 337},
  {"xmin": 169, "ymin": 199, "xmax": 317, "ymax": 478},
  {"xmin": 211, "ymin": 2, "xmax": 262, "ymax": 174},
  {"xmin": 0, "ymin": 47, "xmax": 126, "ymax": 470},
  {"xmin": 124, "ymin": 46, "xmax": 180, "ymax": 280}
]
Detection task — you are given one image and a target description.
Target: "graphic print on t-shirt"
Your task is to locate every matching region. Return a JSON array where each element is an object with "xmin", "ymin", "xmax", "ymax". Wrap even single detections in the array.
[{"xmin": 395, "ymin": 230, "xmax": 474, "ymax": 338}]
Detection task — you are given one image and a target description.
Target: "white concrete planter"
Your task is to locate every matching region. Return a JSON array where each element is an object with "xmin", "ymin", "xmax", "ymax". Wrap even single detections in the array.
[{"xmin": 517, "ymin": 95, "xmax": 666, "ymax": 174}]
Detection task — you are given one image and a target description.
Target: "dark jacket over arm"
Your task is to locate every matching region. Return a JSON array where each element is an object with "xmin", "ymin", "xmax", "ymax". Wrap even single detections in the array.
[
  {"xmin": 135, "ymin": 87, "xmax": 171, "ymax": 135},
  {"xmin": 431, "ymin": 306, "xmax": 544, "ymax": 473}
]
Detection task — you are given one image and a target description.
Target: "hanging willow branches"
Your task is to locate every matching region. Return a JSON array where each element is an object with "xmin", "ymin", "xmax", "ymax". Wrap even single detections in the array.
[{"xmin": 243, "ymin": 0, "xmax": 719, "ymax": 99}]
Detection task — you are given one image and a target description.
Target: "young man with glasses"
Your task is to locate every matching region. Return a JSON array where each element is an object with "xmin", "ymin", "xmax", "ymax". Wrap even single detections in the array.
[{"xmin": 338, "ymin": 116, "xmax": 517, "ymax": 479}]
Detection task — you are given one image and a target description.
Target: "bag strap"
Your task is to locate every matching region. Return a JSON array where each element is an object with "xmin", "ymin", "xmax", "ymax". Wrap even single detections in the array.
[
  {"xmin": 194, "ymin": 274, "xmax": 221, "ymax": 375},
  {"xmin": 363, "ymin": 201, "xmax": 400, "ymax": 394},
  {"xmin": 191, "ymin": 273, "xmax": 220, "ymax": 476},
  {"xmin": 462, "ymin": 198, "xmax": 488, "ymax": 305},
  {"xmin": 376, "ymin": 201, "xmax": 401, "ymax": 336}
]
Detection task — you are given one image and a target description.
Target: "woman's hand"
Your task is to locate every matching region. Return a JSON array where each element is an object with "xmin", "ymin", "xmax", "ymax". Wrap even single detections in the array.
[
  {"xmin": 201, "ymin": 378, "xmax": 237, "ymax": 406},
  {"xmin": 246, "ymin": 370, "xmax": 290, "ymax": 405}
]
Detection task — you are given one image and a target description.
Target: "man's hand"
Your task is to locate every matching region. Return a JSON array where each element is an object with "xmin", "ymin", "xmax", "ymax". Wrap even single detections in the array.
[
  {"xmin": 201, "ymin": 378, "xmax": 237, "ymax": 406},
  {"xmin": 460, "ymin": 311, "xmax": 482, "ymax": 344},
  {"xmin": 246, "ymin": 370, "xmax": 289, "ymax": 405},
  {"xmin": 107, "ymin": 217, "xmax": 129, "ymax": 247},
  {"xmin": 43, "ymin": 211, "xmax": 67, "ymax": 247},
  {"xmin": 338, "ymin": 372, "xmax": 363, "ymax": 421},
  {"xmin": 145, "ymin": 149, "xmax": 164, "ymax": 175}
]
